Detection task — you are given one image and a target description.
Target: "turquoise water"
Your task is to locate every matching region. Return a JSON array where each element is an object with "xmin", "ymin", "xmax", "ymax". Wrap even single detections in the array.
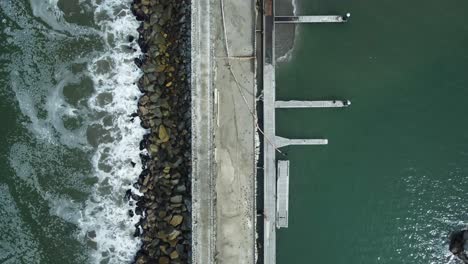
[
  {"xmin": 0, "ymin": 1, "xmax": 143, "ymax": 263},
  {"xmin": 276, "ymin": 0, "xmax": 468, "ymax": 263}
]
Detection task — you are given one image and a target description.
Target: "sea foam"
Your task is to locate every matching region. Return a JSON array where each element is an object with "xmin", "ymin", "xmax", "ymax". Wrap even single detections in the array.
[
  {"xmin": 76, "ymin": 0, "xmax": 146, "ymax": 262},
  {"xmin": 276, "ymin": 0, "xmax": 299, "ymax": 63}
]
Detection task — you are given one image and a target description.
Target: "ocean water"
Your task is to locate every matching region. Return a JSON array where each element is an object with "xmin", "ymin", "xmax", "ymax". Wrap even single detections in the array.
[
  {"xmin": 276, "ymin": 0, "xmax": 468, "ymax": 263},
  {"xmin": 0, "ymin": 0, "xmax": 144, "ymax": 263}
]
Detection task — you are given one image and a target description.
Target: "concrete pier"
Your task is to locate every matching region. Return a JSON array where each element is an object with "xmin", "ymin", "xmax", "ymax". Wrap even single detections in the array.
[
  {"xmin": 262, "ymin": 0, "xmax": 351, "ymax": 263},
  {"xmin": 263, "ymin": 0, "xmax": 277, "ymax": 263},
  {"xmin": 275, "ymin": 15, "xmax": 349, "ymax": 23},
  {"xmin": 276, "ymin": 160, "xmax": 290, "ymax": 228},
  {"xmin": 275, "ymin": 100, "xmax": 351, "ymax": 108},
  {"xmin": 275, "ymin": 136, "xmax": 328, "ymax": 148}
]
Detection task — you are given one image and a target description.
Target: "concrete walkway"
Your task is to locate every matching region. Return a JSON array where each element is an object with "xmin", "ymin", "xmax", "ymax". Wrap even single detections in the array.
[
  {"xmin": 212, "ymin": 0, "xmax": 257, "ymax": 263},
  {"xmin": 191, "ymin": 0, "xmax": 257, "ymax": 263}
]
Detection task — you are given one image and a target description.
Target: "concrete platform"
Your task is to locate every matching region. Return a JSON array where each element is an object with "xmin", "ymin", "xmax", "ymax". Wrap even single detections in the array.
[
  {"xmin": 275, "ymin": 136, "xmax": 328, "ymax": 148},
  {"xmin": 275, "ymin": 100, "xmax": 351, "ymax": 108},
  {"xmin": 276, "ymin": 160, "xmax": 290, "ymax": 228},
  {"xmin": 275, "ymin": 15, "xmax": 348, "ymax": 23}
]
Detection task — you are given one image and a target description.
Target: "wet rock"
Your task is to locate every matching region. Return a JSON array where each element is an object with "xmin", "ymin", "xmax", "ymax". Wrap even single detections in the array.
[
  {"xmin": 139, "ymin": 139, "xmax": 147, "ymax": 151},
  {"xmin": 135, "ymin": 57, "xmax": 144, "ymax": 68},
  {"xmin": 87, "ymin": 230, "xmax": 96, "ymax": 239},
  {"xmin": 131, "ymin": 193, "xmax": 142, "ymax": 201},
  {"xmin": 139, "ymin": 168, "xmax": 149, "ymax": 179},
  {"xmin": 125, "ymin": 189, "xmax": 132, "ymax": 200},
  {"xmin": 134, "ymin": 226, "xmax": 141, "ymax": 237},
  {"xmin": 135, "ymin": 206, "xmax": 143, "ymax": 216}
]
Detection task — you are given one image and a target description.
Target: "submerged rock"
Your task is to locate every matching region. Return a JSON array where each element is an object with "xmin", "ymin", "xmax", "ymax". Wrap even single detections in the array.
[{"xmin": 450, "ymin": 230, "xmax": 468, "ymax": 263}]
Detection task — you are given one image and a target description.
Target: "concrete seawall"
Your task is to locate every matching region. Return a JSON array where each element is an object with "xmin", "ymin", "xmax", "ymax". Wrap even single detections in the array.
[{"xmin": 191, "ymin": 0, "xmax": 215, "ymax": 262}]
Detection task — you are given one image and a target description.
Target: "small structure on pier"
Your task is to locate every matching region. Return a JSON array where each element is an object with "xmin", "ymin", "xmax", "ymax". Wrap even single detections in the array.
[{"xmin": 276, "ymin": 160, "xmax": 290, "ymax": 228}]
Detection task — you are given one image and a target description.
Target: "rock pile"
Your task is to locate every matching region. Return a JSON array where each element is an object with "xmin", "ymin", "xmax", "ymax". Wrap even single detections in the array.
[{"xmin": 129, "ymin": 0, "xmax": 191, "ymax": 263}]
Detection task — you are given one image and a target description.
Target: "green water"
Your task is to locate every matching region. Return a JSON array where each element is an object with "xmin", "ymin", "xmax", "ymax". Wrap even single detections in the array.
[{"xmin": 276, "ymin": 0, "xmax": 468, "ymax": 263}]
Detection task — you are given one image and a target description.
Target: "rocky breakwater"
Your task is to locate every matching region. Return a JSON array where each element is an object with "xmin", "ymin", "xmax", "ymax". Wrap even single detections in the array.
[{"xmin": 129, "ymin": 0, "xmax": 191, "ymax": 263}]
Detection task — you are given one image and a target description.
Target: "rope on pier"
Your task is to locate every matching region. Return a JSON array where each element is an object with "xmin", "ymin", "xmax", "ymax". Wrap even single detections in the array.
[{"xmin": 219, "ymin": 0, "xmax": 285, "ymax": 156}]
